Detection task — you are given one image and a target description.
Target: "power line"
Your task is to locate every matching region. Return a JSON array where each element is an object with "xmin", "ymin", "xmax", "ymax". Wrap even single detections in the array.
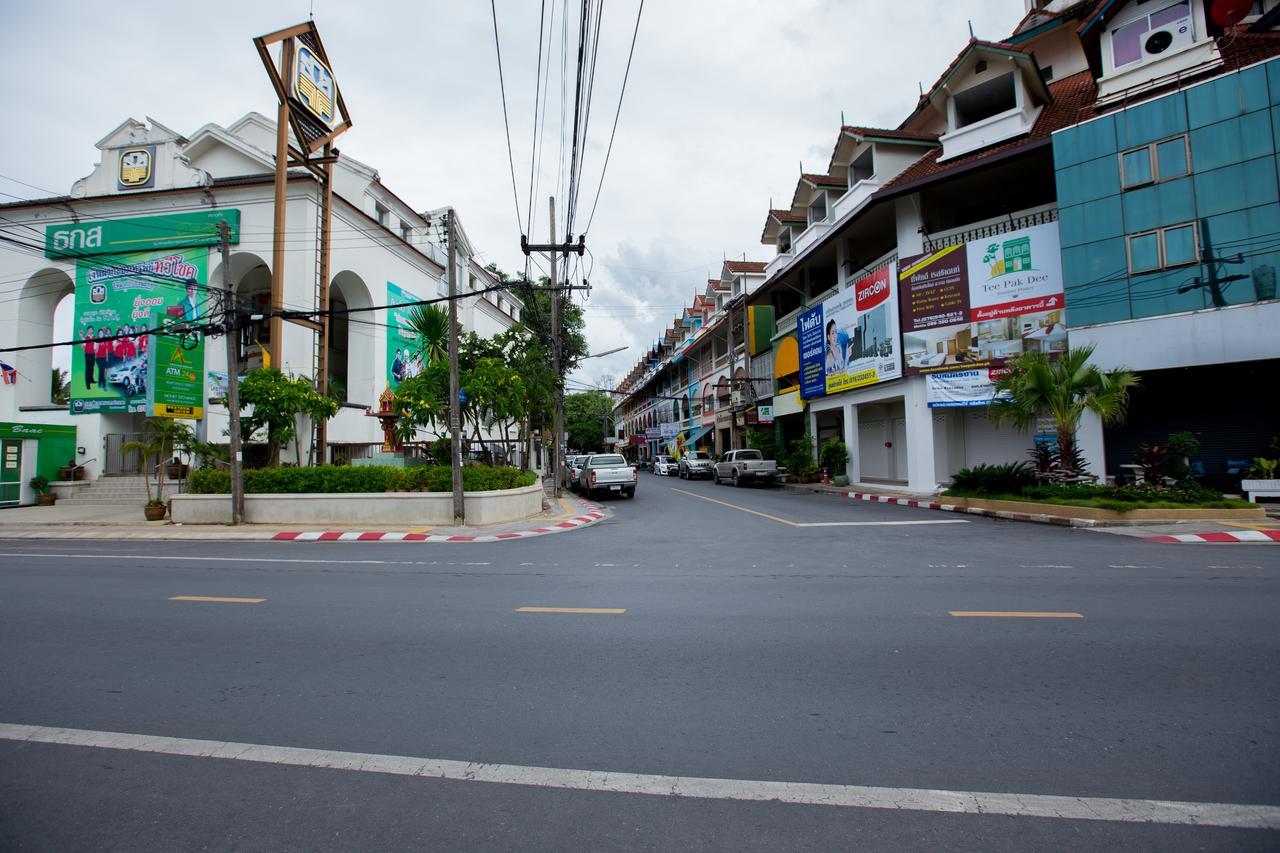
[
  {"xmin": 582, "ymin": 0, "xmax": 644, "ymax": 235},
  {"xmin": 490, "ymin": 0, "xmax": 526, "ymax": 236}
]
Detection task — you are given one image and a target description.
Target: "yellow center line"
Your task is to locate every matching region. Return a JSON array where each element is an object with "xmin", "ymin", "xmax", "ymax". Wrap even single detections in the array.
[
  {"xmin": 669, "ymin": 487, "xmax": 799, "ymax": 526},
  {"xmin": 170, "ymin": 596, "xmax": 266, "ymax": 604},
  {"xmin": 950, "ymin": 611, "xmax": 1082, "ymax": 619},
  {"xmin": 515, "ymin": 607, "xmax": 626, "ymax": 614}
]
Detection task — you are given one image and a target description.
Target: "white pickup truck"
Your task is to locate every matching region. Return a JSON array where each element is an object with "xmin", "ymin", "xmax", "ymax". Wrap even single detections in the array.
[
  {"xmin": 578, "ymin": 453, "xmax": 637, "ymax": 499},
  {"xmin": 713, "ymin": 449, "xmax": 781, "ymax": 487}
]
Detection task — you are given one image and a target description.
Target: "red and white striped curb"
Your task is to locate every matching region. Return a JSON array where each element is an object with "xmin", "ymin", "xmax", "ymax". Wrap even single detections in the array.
[
  {"xmin": 1145, "ymin": 530, "xmax": 1280, "ymax": 544},
  {"xmin": 271, "ymin": 505, "xmax": 606, "ymax": 543},
  {"xmin": 841, "ymin": 491, "xmax": 1078, "ymax": 526}
]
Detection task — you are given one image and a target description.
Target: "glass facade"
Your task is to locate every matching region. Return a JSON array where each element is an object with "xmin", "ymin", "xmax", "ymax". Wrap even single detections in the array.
[{"xmin": 1053, "ymin": 58, "xmax": 1280, "ymax": 325}]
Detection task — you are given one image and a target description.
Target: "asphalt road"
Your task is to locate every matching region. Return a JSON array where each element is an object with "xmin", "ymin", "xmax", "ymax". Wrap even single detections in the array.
[{"xmin": 1, "ymin": 471, "xmax": 1278, "ymax": 851}]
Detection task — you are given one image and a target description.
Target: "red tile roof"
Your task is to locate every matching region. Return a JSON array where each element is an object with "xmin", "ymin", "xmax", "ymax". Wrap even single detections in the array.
[
  {"xmin": 879, "ymin": 69, "xmax": 1097, "ymax": 194},
  {"xmin": 841, "ymin": 125, "xmax": 939, "ymax": 143},
  {"xmin": 801, "ymin": 172, "xmax": 849, "ymax": 189},
  {"xmin": 768, "ymin": 208, "xmax": 806, "ymax": 224},
  {"xmin": 724, "ymin": 260, "xmax": 767, "ymax": 273},
  {"xmin": 1220, "ymin": 31, "xmax": 1280, "ymax": 71}
]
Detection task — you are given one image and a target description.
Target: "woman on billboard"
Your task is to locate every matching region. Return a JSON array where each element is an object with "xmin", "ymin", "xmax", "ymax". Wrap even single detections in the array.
[{"xmin": 824, "ymin": 319, "xmax": 847, "ymax": 376}]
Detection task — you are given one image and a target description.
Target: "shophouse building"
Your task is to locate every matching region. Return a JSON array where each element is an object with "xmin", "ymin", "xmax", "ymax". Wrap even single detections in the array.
[{"xmin": 0, "ymin": 113, "xmax": 520, "ymax": 502}]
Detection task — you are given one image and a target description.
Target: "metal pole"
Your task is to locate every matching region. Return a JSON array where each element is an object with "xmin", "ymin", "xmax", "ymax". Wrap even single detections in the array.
[
  {"xmin": 727, "ymin": 299, "xmax": 737, "ymax": 451},
  {"xmin": 314, "ymin": 143, "xmax": 334, "ymax": 464},
  {"xmin": 446, "ymin": 208, "xmax": 465, "ymax": 524},
  {"xmin": 270, "ymin": 95, "xmax": 291, "ymax": 370},
  {"xmin": 549, "ymin": 196, "xmax": 563, "ymax": 499},
  {"xmin": 219, "ymin": 222, "xmax": 245, "ymax": 525}
]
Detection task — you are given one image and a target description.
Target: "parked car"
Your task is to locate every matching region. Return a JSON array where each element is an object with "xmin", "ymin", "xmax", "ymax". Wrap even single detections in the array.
[
  {"xmin": 564, "ymin": 455, "xmax": 589, "ymax": 491},
  {"xmin": 714, "ymin": 449, "xmax": 782, "ymax": 487},
  {"xmin": 578, "ymin": 453, "xmax": 637, "ymax": 499},
  {"xmin": 652, "ymin": 455, "xmax": 678, "ymax": 477},
  {"xmin": 678, "ymin": 450, "xmax": 714, "ymax": 480}
]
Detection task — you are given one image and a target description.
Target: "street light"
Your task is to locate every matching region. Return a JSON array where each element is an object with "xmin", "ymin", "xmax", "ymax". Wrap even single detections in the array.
[{"xmin": 583, "ymin": 345, "xmax": 628, "ymax": 359}]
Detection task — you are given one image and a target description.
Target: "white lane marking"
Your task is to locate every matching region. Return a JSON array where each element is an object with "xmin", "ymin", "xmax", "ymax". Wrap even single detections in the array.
[
  {"xmin": 792, "ymin": 520, "xmax": 970, "ymax": 527},
  {"xmin": 0, "ymin": 552, "xmax": 482, "ymax": 567},
  {"xmin": 1021, "ymin": 565, "xmax": 1073, "ymax": 569},
  {"xmin": 1109, "ymin": 565, "xmax": 1163, "ymax": 569},
  {"xmin": 1, "ymin": 723, "xmax": 1276, "ymax": 829}
]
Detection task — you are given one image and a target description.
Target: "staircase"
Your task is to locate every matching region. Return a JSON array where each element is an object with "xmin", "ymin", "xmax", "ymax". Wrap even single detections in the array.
[{"xmin": 57, "ymin": 476, "xmax": 184, "ymax": 506}]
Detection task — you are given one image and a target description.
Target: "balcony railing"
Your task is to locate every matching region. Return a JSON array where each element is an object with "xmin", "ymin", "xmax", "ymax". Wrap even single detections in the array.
[{"xmin": 924, "ymin": 207, "xmax": 1058, "ymax": 253}]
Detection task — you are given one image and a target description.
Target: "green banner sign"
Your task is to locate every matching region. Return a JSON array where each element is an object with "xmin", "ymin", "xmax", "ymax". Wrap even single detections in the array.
[
  {"xmin": 70, "ymin": 248, "xmax": 208, "ymax": 417},
  {"xmin": 386, "ymin": 281, "xmax": 426, "ymax": 391},
  {"xmin": 45, "ymin": 210, "xmax": 240, "ymax": 259}
]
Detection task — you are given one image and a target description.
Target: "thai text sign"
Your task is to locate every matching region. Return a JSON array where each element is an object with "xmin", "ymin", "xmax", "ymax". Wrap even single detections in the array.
[
  {"xmin": 798, "ymin": 264, "xmax": 902, "ymax": 399},
  {"xmin": 45, "ymin": 210, "xmax": 240, "ymax": 259},
  {"xmin": 900, "ymin": 222, "xmax": 1067, "ymax": 378},
  {"xmin": 925, "ymin": 367, "xmax": 1012, "ymax": 408}
]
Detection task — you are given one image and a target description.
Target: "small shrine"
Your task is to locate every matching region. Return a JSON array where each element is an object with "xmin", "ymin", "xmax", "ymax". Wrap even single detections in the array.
[{"xmin": 366, "ymin": 385, "xmax": 403, "ymax": 453}]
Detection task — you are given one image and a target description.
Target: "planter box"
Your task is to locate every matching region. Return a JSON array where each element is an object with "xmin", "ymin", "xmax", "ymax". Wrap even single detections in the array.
[
  {"xmin": 170, "ymin": 483, "xmax": 544, "ymax": 526},
  {"xmin": 951, "ymin": 496, "xmax": 1266, "ymax": 523},
  {"xmin": 1241, "ymin": 479, "xmax": 1280, "ymax": 501}
]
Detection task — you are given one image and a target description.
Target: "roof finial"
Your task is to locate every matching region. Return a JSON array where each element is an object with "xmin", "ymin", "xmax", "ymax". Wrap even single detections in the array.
[
  {"xmin": 968, "ymin": 19, "xmax": 974, "ymax": 39},
  {"xmin": 918, "ymin": 80, "xmax": 924, "ymax": 97},
  {"xmin": 840, "ymin": 109, "xmax": 846, "ymax": 127},
  {"xmin": 799, "ymin": 159, "xmax": 804, "ymax": 175}
]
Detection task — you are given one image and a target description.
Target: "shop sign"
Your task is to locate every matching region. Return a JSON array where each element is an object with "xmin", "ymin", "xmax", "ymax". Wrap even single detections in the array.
[
  {"xmin": 756, "ymin": 405, "xmax": 774, "ymax": 424},
  {"xmin": 292, "ymin": 44, "xmax": 338, "ymax": 128},
  {"xmin": 660, "ymin": 422, "xmax": 681, "ymax": 439},
  {"xmin": 45, "ymin": 210, "xmax": 240, "ymax": 259},
  {"xmin": 644, "ymin": 426, "xmax": 662, "ymax": 441},
  {"xmin": 925, "ymin": 369, "xmax": 1012, "ymax": 408},
  {"xmin": 386, "ymin": 281, "xmax": 428, "ymax": 390},
  {"xmin": 900, "ymin": 222, "xmax": 1066, "ymax": 378},
  {"xmin": 798, "ymin": 263, "xmax": 902, "ymax": 399},
  {"xmin": 715, "ymin": 410, "xmax": 731, "ymax": 428},
  {"xmin": 0, "ymin": 422, "xmax": 75, "ymax": 440},
  {"xmin": 70, "ymin": 248, "xmax": 208, "ymax": 416}
]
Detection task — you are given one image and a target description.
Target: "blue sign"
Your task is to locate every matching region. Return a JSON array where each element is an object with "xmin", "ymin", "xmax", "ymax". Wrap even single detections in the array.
[{"xmin": 797, "ymin": 305, "xmax": 826, "ymax": 400}]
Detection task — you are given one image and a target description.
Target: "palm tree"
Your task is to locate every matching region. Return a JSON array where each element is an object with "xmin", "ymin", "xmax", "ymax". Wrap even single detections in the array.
[
  {"xmin": 991, "ymin": 345, "xmax": 1139, "ymax": 478},
  {"xmin": 405, "ymin": 304, "xmax": 450, "ymax": 365}
]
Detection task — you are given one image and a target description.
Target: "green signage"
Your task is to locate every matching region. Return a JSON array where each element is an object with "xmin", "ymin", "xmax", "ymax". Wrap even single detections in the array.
[
  {"xmin": 45, "ymin": 210, "xmax": 240, "ymax": 259},
  {"xmin": 70, "ymin": 248, "xmax": 208, "ymax": 417},
  {"xmin": 386, "ymin": 281, "xmax": 426, "ymax": 390}
]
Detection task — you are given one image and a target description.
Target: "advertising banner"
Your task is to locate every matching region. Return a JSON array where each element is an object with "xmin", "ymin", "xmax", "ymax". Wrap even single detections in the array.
[
  {"xmin": 46, "ymin": 210, "xmax": 239, "ymax": 259},
  {"xmin": 756, "ymin": 405, "xmax": 774, "ymax": 424},
  {"xmin": 924, "ymin": 368, "xmax": 1012, "ymax": 408},
  {"xmin": 660, "ymin": 422, "xmax": 681, "ymax": 440},
  {"xmin": 644, "ymin": 426, "xmax": 662, "ymax": 441},
  {"xmin": 70, "ymin": 248, "xmax": 208, "ymax": 416},
  {"xmin": 900, "ymin": 222, "xmax": 1067, "ymax": 378},
  {"xmin": 797, "ymin": 264, "xmax": 902, "ymax": 399},
  {"xmin": 386, "ymin": 281, "xmax": 426, "ymax": 390}
]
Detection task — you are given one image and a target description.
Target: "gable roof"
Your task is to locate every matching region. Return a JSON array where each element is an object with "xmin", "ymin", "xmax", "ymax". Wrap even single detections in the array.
[{"xmin": 724, "ymin": 260, "xmax": 767, "ymax": 274}]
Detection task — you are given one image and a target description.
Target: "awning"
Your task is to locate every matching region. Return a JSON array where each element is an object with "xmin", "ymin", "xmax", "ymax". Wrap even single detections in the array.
[{"xmin": 684, "ymin": 424, "xmax": 713, "ymax": 448}]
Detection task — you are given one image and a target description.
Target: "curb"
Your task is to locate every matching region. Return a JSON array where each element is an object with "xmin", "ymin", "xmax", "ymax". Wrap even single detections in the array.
[
  {"xmin": 1145, "ymin": 530, "xmax": 1280, "ymax": 544},
  {"xmin": 270, "ymin": 503, "xmax": 607, "ymax": 543},
  {"xmin": 840, "ymin": 490, "xmax": 1086, "ymax": 527}
]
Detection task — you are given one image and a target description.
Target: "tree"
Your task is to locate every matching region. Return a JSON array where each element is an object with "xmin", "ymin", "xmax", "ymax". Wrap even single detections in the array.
[
  {"xmin": 991, "ymin": 345, "xmax": 1139, "ymax": 477},
  {"xmin": 564, "ymin": 391, "xmax": 614, "ymax": 453},
  {"xmin": 236, "ymin": 368, "xmax": 339, "ymax": 466},
  {"xmin": 404, "ymin": 304, "xmax": 450, "ymax": 365},
  {"xmin": 121, "ymin": 417, "xmax": 194, "ymax": 505},
  {"xmin": 51, "ymin": 368, "xmax": 70, "ymax": 405}
]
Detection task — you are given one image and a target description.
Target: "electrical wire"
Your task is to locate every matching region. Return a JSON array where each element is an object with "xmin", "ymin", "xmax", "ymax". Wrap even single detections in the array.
[
  {"xmin": 581, "ymin": 0, "xmax": 643, "ymax": 235},
  {"xmin": 490, "ymin": 0, "xmax": 527, "ymax": 237}
]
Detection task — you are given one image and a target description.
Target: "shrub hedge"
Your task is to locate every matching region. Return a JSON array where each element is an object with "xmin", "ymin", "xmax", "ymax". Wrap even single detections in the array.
[{"xmin": 188, "ymin": 465, "xmax": 537, "ymax": 495}]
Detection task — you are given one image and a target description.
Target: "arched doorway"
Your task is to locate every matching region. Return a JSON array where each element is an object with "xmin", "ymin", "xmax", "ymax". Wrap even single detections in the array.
[
  {"xmin": 16, "ymin": 268, "xmax": 74, "ymax": 409},
  {"xmin": 328, "ymin": 271, "xmax": 374, "ymax": 406},
  {"xmin": 209, "ymin": 252, "xmax": 272, "ymax": 373}
]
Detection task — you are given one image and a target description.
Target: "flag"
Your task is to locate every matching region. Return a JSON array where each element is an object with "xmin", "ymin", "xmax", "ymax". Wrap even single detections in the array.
[{"xmin": 0, "ymin": 362, "xmax": 16, "ymax": 384}]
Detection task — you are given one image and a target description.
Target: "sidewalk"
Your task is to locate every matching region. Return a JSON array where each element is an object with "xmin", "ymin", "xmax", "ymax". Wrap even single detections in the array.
[{"xmin": 0, "ymin": 482, "xmax": 608, "ymax": 542}]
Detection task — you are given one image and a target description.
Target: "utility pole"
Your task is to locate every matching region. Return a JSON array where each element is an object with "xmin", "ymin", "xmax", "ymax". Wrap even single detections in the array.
[
  {"xmin": 727, "ymin": 298, "xmax": 737, "ymax": 451},
  {"xmin": 446, "ymin": 208, "xmax": 464, "ymax": 524},
  {"xmin": 521, "ymin": 196, "xmax": 586, "ymax": 500},
  {"xmin": 218, "ymin": 221, "xmax": 245, "ymax": 525}
]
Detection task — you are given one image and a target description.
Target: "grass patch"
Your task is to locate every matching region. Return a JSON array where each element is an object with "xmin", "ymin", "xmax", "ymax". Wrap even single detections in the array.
[{"xmin": 941, "ymin": 488, "xmax": 1255, "ymax": 512}]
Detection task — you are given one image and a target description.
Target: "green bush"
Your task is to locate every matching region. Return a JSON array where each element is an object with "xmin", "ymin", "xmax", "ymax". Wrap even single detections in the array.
[
  {"xmin": 784, "ymin": 433, "xmax": 817, "ymax": 479},
  {"xmin": 187, "ymin": 465, "xmax": 536, "ymax": 494},
  {"xmin": 819, "ymin": 439, "xmax": 848, "ymax": 473},
  {"xmin": 950, "ymin": 462, "xmax": 1036, "ymax": 495}
]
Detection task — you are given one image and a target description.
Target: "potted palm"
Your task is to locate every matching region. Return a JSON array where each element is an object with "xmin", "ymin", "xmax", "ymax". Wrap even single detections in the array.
[
  {"xmin": 122, "ymin": 418, "xmax": 190, "ymax": 521},
  {"xmin": 30, "ymin": 475, "xmax": 56, "ymax": 506}
]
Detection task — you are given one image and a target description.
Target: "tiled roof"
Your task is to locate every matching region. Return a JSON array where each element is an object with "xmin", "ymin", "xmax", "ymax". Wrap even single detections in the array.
[
  {"xmin": 769, "ymin": 208, "xmax": 806, "ymax": 224},
  {"xmin": 801, "ymin": 172, "xmax": 849, "ymax": 189},
  {"xmin": 724, "ymin": 260, "xmax": 767, "ymax": 273},
  {"xmin": 841, "ymin": 125, "xmax": 939, "ymax": 143},
  {"xmin": 1220, "ymin": 31, "xmax": 1280, "ymax": 71},
  {"xmin": 879, "ymin": 69, "xmax": 1096, "ymax": 194},
  {"xmin": 921, "ymin": 39, "xmax": 1034, "ymax": 105}
]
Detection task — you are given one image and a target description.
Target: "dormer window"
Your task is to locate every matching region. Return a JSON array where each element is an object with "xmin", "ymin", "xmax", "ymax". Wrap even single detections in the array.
[
  {"xmin": 807, "ymin": 195, "xmax": 828, "ymax": 226},
  {"xmin": 375, "ymin": 203, "xmax": 390, "ymax": 227},
  {"xmin": 953, "ymin": 73, "xmax": 1018, "ymax": 128},
  {"xmin": 1110, "ymin": 1, "xmax": 1192, "ymax": 70},
  {"xmin": 848, "ymin": 148, "xmax": 874, "ymax": 185},
  {"xmin": 778, "ymin": 231, "xmax": 793, "ymax": 254}
]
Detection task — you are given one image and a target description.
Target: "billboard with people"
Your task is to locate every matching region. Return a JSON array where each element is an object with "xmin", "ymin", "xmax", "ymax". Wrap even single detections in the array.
[
  {"xmin": 797, "ymin": 263, "xmax": 902, "ymax": 399},
  {"xmin": 386, "ymin": 281, "xmax": 426, "ymax": 390}
]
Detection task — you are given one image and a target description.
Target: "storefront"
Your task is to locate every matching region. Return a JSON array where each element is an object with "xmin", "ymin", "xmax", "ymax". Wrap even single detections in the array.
[{"xmin": 0, "ymin": 422, "xmax": 77, "ymax": 507}]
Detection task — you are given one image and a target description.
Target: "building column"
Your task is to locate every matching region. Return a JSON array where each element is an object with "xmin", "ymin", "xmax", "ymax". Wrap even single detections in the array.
[
  {"xmin": 903, "ymin": 378, "xmax": 939, "ymax": 493},
  {"xmin": 1077, "ymin": 409, "xmax": 1107, "ymax": 480},
  {"xmin": 843, "ymin": 401, "xmax": 859, "ymax": 484}
]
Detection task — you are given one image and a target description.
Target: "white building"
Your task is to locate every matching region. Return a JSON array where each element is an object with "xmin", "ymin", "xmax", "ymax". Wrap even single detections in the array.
[{"xmin": 0, "ymin": 113, "xmax": 521, "ymax": 484}]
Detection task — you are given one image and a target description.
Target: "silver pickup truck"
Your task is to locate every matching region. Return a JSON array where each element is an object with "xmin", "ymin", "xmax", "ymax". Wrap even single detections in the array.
[
  {"xmin": 578, "ymin": 453, "xmax": 637, "ymax": 499},
  {"xmin": 713, "ymin": 449, "xmax": 781, "ymax": 487}
]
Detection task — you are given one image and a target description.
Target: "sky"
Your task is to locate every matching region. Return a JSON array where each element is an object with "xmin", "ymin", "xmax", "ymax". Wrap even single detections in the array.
[{"xmin": 0, "ymin": 0, "xmax": 1028, "ymax": 388}]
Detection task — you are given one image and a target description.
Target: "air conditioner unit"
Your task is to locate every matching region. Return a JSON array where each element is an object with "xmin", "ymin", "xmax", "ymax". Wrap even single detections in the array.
[{"xmin": 1142, "ymin": 16, "xmax": 1193, "ymax": 59}]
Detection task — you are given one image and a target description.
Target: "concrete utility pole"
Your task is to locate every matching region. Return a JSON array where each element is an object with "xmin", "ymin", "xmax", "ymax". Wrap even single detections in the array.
[
  {"xmin": 521, "ymin": 196, "xmax": 586, "ymax": 500},
  {"xmin": 218, "ymin": 221, "xmax": 245, "ymax": 525},
  {"xmin": 727, "ymin": 298, "xmax": 737, "ymax": 451},
  {"xmin": 446, "ymin": 208, "xmax": 464, "ymax": 524}
]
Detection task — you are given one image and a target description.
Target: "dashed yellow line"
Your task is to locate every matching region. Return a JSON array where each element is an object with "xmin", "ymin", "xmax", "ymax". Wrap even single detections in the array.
[{"xmin": 170, "ymin": 596, "xmax": 265, "ymax": 604}]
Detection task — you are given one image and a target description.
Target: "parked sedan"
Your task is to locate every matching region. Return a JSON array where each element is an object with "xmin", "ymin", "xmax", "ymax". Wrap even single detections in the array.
[
  {"xmin": 652, "ymin": 455, "xmax": 679, "ymax": 477},
  {"xmin": 678, "ymin": 450, "xmax": 714, "ymax": 480}
]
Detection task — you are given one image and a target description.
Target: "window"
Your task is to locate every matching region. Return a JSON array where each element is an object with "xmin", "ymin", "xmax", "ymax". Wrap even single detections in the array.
[
  {"xmin": 1126, "ymin": 222, "xmax": 1199, "ymax": 273},
  {"xmin": 375, "ymin": 203, "xmax": 390, "ymax": 227},
  {"xmin": 1110, "ymin": 1, "xmax": 1192, "ymax": 70},
  {"xmin": 953, "ymin": 73, "xmax": 1017, "ymax": 128},
  {"xmin": 848, "ymin": 147, "xmax": 874, "ymax": 185},
  {"xmin": 400, "ymin": 224, "xmax": 412, "ymax": 243},
  {"xmin": 1120, "ymin": 135, "xmax": 1190, "ymax": 188},
  {"xmin": 808, "ymin": 195, "xmax": 828, "ymax": 226}
]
